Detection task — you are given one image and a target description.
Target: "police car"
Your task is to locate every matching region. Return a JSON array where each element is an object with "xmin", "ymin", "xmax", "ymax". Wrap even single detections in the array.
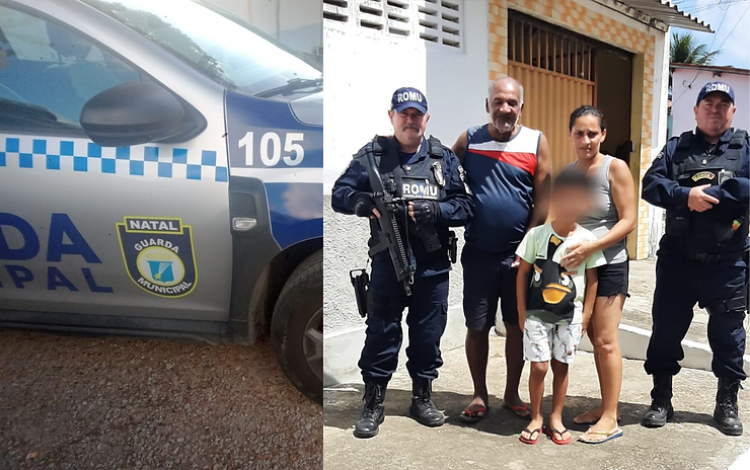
[{"xmin": 0, "ymin": 0, "xmax": 323, "ymax": 402}]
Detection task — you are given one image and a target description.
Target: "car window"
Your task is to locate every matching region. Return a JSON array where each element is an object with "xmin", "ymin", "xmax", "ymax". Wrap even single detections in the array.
[
  {"xmin": 0, "ymin": 5, "xmax": 141, "ymax": 133},
  {"xmin": 81, "ymin": 0, "xmax": 321, "ymax": 99}
]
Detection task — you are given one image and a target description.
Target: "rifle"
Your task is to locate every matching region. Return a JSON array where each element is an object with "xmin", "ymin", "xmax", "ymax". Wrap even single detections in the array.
[{"xmin": 354, "ymin": 143, "xmax": 416, "ymax": 295}]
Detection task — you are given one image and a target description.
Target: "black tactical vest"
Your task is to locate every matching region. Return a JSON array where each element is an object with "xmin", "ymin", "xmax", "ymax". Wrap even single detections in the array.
[
  {"xmin": 375, "ymin": 136, "xmax": 447, "ymax": 203},
  {"xmin": 665, "ymin": 129, "xmax": 748, "ymax": 252},
  {"xmin": 368, "ymin": 136, "xmax": 450, "ymax": 265}
]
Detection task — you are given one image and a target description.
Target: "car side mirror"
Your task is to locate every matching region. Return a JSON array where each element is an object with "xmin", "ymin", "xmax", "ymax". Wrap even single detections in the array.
[{"xmin": 80, "ymin": 81, "xmax": 186, "ymax": 147}]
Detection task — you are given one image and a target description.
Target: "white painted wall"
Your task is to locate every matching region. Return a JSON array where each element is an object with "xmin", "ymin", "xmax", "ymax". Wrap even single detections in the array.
[
  {"xmin": 646, "ymin": 28, "xmax": 671, "ymax": 257},
  {"xmin": 671, "ymin": 68, "xmax": 750, "ymax": 135},
  {"xmin": 323, "ymin": 0, "xmax": 489, "ymax": 385}
]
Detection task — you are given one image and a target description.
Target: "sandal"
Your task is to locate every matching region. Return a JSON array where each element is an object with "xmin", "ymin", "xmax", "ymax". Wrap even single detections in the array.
[
  {"xmin": 519, "ymin": 427, "xmax": 541, "ymax": 445},
  {"xmin": 502, "ymin": 402, "xmax": 531, "ymax": 419},
  {"xmin": 543, "ymin": 426, "xmax": 572, "ymax": 445},
  {"xmin": 578, "ymin": 427, "xmax": 623, "ymax": 444},
  {"xmin": 459, "ymin": 403, "xmax": 489, "ymax": 423}
]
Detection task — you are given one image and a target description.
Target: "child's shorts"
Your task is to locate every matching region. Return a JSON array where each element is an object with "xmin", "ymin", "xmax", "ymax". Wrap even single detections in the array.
[{"xmin": 523, "ymin": 318, "xmax": 583, "ymax": 364}]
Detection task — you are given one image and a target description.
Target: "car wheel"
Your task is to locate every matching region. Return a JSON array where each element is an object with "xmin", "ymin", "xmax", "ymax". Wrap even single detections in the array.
[{"xmin": 271, "ymin": 249, "xmax": 323, "ymax": 404}]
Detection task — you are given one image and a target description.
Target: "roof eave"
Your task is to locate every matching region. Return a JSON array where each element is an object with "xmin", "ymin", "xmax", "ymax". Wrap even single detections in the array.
[{"xmin": 615, "ymin": 0, "xmax": 712, "ymax": 33}]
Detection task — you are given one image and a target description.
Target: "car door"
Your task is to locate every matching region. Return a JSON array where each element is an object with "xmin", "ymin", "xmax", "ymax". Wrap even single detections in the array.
[{"xmin": 0, "ymin": 1, "xmax": 233, "ymax": 325}]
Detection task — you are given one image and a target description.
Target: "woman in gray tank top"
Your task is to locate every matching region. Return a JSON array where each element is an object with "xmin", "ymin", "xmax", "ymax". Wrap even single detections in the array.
[{"xmin": 561, "ymin": 106, "xmax": 636, "ymax": 443}]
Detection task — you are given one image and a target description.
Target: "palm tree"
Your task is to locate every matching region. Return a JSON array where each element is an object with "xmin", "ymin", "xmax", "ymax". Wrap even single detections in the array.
[
  {"xmin": 669, "ymin": 32, "xmax": 721, "ymax": 89},
  {"xmin": 670, "ymin": 31, "xmax": 720, "ymax": 65}
]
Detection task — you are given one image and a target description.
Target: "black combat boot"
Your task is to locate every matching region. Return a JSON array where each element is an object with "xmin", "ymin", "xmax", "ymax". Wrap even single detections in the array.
[
  {"xmin": 714, "ymin": 378, "xmax": 743, "ymax": 436},
  {"xmin": 354, "ymin": 382, "xmax": 386, "ymax": 438},
  {"xmin": 409, "ymin": 378, "xmax": 445, "ymax": 427},
  {"xmin": 642, "ymin": 374, "xmax": 674, "ymax": 428}
]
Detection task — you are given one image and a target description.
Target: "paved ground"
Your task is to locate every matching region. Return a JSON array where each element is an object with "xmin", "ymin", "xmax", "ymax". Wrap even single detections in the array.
[
  {"xmin": 622, "ymin": 258, "xmax": 710, "ymax": 344},
  {"xmin": 324, "ymin": 337, "xmax": 749, "ymax": 470},
  {"xmin": 0, "ymin": 330, "xmax": 322, "ymax": 470}
]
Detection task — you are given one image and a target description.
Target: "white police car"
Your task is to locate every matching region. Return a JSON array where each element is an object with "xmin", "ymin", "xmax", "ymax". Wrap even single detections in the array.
[{"xmin": 0, "ymin": 0, "xmax": 323, "ymax": 402}]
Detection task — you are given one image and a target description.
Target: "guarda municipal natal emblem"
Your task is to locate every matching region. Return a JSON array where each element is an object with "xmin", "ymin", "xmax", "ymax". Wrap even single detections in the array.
[{"xmin": 116, "ymin": 217, "xmax": 197, "ymax": 298}]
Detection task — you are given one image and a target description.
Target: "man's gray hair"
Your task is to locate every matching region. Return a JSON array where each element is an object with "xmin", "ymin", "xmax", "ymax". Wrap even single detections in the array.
[{"xmin": 488, "ymin": 78, "xmax": 524, "ymax": 105}]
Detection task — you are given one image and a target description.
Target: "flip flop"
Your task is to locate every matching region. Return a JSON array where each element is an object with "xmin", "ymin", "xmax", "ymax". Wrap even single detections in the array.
[
  {"xmin": 459, "ymin": 403, "xmax": 489, "ymax": 423},
  {"xmin": 503, "ymin": 402, "xmax": 531, "ymax": 419},
  {"xmin": 519, "ymin": 427, "xmax": 541, "ymax": 445},
  {"xmin": 577, "ymin": 427, "xmax": 624, "ymax": 444},
  {"xmin": 543, "ymin": 426, "xmax": 573, "ymax": 445}
]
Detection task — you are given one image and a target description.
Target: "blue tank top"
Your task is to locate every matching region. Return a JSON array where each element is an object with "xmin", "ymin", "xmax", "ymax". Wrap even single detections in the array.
[{"xmin": 463, "ymin": 124, "xmax": 541, "ymax": 254}]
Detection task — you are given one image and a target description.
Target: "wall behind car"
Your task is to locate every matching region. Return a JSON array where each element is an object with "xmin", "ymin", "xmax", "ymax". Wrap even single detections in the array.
[{"xmin": 206, "ymin": 0, "xmax": 323, "ymax": 65}]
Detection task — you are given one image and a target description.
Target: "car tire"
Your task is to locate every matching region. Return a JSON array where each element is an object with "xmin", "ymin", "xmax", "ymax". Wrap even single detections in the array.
[{"xmin": 271, "ymin": 249, "xmax": 323, "ymax": 404}]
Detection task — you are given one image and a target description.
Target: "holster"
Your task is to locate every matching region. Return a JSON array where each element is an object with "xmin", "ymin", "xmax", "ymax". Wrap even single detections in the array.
[
  {"xmin": 350, "ymin": 269, "xmax": 370, "ymax": 318},
  {"xmin": 448, "ymin": 230, "xmax": 458, "ymax": 263}
]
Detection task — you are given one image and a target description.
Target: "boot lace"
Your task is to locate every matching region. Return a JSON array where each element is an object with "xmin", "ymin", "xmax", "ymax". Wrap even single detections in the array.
[
  {"xmin": 719, "ymin": 382, "xmax": 742, "ymax": 417},
  {"xmin": 361, "ymin": 386, "xmax": 383, "ymax": 419},
  {"xmin": 413, "ymin": 393, "xmax": 436, "ymax": 412}
]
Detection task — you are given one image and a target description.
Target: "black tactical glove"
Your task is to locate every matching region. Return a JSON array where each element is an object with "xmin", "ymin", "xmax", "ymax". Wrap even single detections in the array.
[
  {"xmin": 411, "ymin": 200, "xmax": 441, "ymax": 225},
  {"xmin": 351, "ymin": 192, "xmax": 376, "ymax": 218}
]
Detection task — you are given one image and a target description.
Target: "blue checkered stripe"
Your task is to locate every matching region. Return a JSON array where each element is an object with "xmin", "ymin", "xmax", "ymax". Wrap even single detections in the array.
[{"xmin": 0, "ymin": 136, "xmax": 228, "ymax": 182}]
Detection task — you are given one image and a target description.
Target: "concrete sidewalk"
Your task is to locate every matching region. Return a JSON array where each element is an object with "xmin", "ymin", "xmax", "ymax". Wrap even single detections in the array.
[{"xmin": 324, "ymin": 337, "xmax": 750, "ymax": 470}]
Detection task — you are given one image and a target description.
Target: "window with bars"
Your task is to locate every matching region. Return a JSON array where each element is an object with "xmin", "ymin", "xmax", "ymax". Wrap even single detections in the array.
[
  {"xmin": 323, "ymin": 0, "xmax": 463, "ymax": 49},
  {"xmin": 508, "ymin": 11, "xmax": 595, "ymax": 82}
]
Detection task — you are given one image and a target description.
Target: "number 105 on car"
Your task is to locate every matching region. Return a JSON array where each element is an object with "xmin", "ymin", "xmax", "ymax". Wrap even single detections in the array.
[{"xmin": 238, "ymin": 131, "xmax": 305, "ymax": 167}]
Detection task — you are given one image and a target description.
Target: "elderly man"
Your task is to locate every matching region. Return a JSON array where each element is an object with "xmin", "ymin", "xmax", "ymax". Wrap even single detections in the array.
[
  {"xmin": 452, "ymin": 77, "xmax": 551, "ymax": 423},
  {"xmin": 332, "ymin": 87, "xmax": 473, "ymax": 438},
  {"xmin": 641, "ymin": 81, "xmax": 749, "ymax": 436}
]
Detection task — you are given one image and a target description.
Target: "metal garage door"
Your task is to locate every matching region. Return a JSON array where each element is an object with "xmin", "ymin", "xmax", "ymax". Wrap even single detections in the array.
[{"xmin": 508, "ymin": 11, "xmax": 596, "ymax": 174}]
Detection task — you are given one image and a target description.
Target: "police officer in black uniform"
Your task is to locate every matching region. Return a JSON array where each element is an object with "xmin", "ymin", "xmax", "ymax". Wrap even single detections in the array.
[
  {"xmin": 641, "ymin": 81, "xmax": 749, "ymax": 436},
  {"xmin": 332, "ymin": 87, "xmax": 473, "ymax": 438}
]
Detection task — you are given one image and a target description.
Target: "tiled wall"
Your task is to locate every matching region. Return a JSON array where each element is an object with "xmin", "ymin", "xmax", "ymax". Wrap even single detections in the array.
[{"xmin": 489, "ymin": 0, "xmax": 659, "ymax": 260}]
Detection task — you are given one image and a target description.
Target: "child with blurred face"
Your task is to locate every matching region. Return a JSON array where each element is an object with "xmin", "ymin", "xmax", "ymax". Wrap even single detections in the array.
[{"xmin": 515, "ymin": 170, "xmax": 606, "ymax": 445}]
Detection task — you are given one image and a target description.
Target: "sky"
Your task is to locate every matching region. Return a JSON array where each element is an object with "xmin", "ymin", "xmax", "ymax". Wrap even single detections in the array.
[{"xmin": 670, "ymin": 0, "xmax": 750, "ymax": 69}]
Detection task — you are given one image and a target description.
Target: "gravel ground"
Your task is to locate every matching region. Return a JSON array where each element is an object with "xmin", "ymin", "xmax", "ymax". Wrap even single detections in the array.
[{"xmin": 0, "ymin": 329, "xmax": 322, "ymax": 470}]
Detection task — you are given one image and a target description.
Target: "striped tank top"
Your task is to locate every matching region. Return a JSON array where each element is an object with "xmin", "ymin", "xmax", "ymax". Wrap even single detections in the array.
[
  {"xmin": 462, "ymin": 124, "xmax": 541, "ymax": 253},
  {"xmin": 569, "ymin": 155, "xmax": 628, "ymax": 264}
]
